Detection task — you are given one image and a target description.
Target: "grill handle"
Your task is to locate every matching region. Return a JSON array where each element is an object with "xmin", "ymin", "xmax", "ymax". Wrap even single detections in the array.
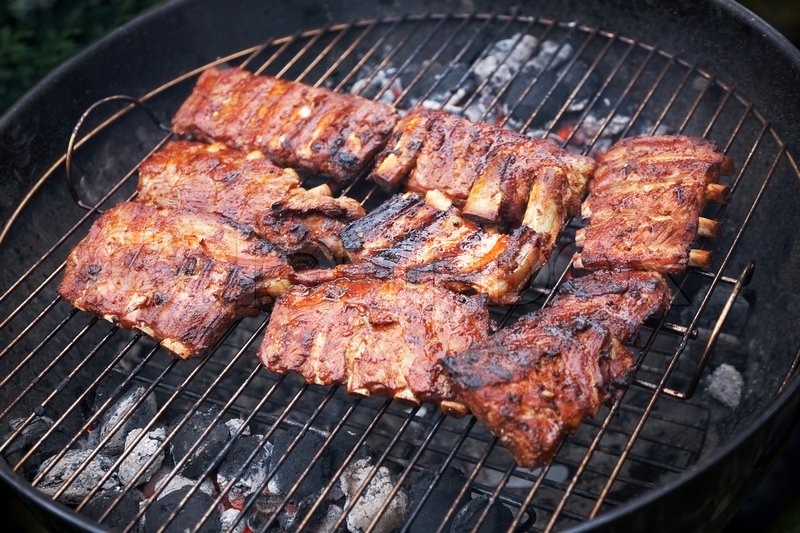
[{"xmin": 66, "ymin": 95, "xmax": 171, "ymax": 211}]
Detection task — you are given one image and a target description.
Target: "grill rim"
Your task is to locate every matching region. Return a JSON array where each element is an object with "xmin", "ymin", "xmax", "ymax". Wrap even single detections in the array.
[{"xmin": 1, "ymin": 1, "xmax": 800, "ymax": 532}]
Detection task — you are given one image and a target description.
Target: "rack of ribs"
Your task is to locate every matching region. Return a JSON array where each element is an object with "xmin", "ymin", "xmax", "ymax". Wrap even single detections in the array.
[
  {"xmin": 370, "ymin": 107, "xmax": 596, "ymax": 227},
  {"xmin": 58, "ymin": 202, "xmax": 293, "ymax": 359},
  {"xmin": 443, "ymin": 270, "xmax": 672, "ymax": 468},
  {"xmin": 292, "ymin": 192, "xmax": 545, "ymax": 305},
  {"xmin": 257, "ymin": 278, "xmax": 490, "ymax": 415},
  {"xmin": 137, "ymin": 140, "xmax": 365, "ymax": 261},
  {"xmin": 574, "ymin": 135, "xmax": 733, "ymax": 273},
  {"xmin": 171, "ymin": 67, "xmax": 398, "ymax": 185}
]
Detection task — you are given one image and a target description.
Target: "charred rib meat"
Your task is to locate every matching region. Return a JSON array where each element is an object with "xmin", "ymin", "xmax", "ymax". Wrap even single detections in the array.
[
  {"xmin": 293, "ymin": 193, "xmax": 544, "ymax": 305},
  {"xmin": 370, "ymin": 107, "xmax": 595, "ymax": 227},
  {"xmin": 574, "ymin": 135, "xmax": 733, "ymax": 273},
  {"xmin": 258, "ymin": 278, "xmax": 490, "ymax": 415},
  {"xmin": 172, "ymin": 67, "xmax": 398, "ymax": 185},
  {"xmin": 444, "ymin": 270, "xmax": 671, "ymax": 468},
  {"xmin": 137, "ymin": 140, "xmax": 365, "ymax": 261},
  {"xmin": 58, "ymin": 202, "xmax": 293, "ymax": 359}
]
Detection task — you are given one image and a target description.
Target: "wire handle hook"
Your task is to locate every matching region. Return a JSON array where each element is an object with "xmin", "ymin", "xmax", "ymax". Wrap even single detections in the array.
[{"xmin": 66, "ymin": 95, "xmax": 171, "ymax": 211}]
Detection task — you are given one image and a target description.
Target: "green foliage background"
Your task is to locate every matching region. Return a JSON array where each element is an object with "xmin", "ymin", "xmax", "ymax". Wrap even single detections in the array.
[{"xmin": 0, "ymin": 0, "xmax": 162, "ymax": 115}]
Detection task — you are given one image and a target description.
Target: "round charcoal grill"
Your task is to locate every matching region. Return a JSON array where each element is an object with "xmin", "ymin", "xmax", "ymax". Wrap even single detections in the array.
[{"xmin": 1, "ymin": 2, "xmax": 800, "ymax": 532}]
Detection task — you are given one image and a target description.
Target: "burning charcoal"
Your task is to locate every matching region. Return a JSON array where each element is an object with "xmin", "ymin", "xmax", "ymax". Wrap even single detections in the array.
[
  {"xmin": 246, "ymin": 492, "xmax": 283, "ymax": 531},
  {"xmin": 155, "ymin": 474, "xmax": 216, "ymax": 498},
  {"xmin": 450, "ymin": 495, "xmax": 515, "ymax": 533},
  {"xmin": 526, "ymin": 40, "xmax": 573, "ymax": 74},
  {"xmin": 118, "ymin": 427, "xmax": 165, "ymax": 486},
  {"xmin": 340, "ymin": 458, "xmax": 408, "ymax": 533},
  {"xmin": 404, "ymin": 62, "xmax": 474, "ymax": 106},
  {"xmin": 98, "ymin": 383, "xmax": 158, "ymax": 455},
  {"xmin": 217, "ymin": 435, "xmax": 272, "ymax": 508},
  {"xmin": 319, "ymin": 504, "xmax": 344, "ymax": 532},
  {"xmin": 144, "ymin": 487, "xmax": 220, "ymax": 533},
  {"xmin": 225, "ymin": 418, "xmax": 251, "ymax": 436},
  {"xmin": 328, "ymin": 430, "xmax": 372, "ymax": 470},
  {"xmin": 83, "ymin": 487, "xmax": 143, "ymax": 530},
  {"xmin": 7, "ymin": 415, "xmax": 54, "ymax": 452},
  {"xmin": 472, "ymin": 34, "xmax": 539, "ymax": 90},
  {"xmin": 245, "ymin": 491, "xmax": 318, "ymax": 532},
  {"xmin": 706, "ymin": 363, "xmax": 744, "ymax": 409},
  {"xmin": 407, "ymin": 467, "xmax": 469, "ymax": 531},
  {"xmin": 4, "ymin": 415, "xmax": 60, "ymax": 477},
  {"xmin": 36, "ymin": 449, "xmax": 119, "ymax": 504},
  {"xmin": 268, "ymin": 430, "xmax": 330, "ymax": 500},
  {"xmin": 170, "ymin": 409, "xmax": 230, "ymax": 479},
  {"xmin": 92, "ymin": 369, "xmax": 128, "ymax": 410},
  {"xmin": 350, "ymin": 67, "xmax": 401, "ymax": 104},
  {"xmin": 220, "ymin": 508, "xmax": 246, "ymax": 533},
  {"xmin": 567, "ymin": 114, "xmax": 632, "ymax": 153}
]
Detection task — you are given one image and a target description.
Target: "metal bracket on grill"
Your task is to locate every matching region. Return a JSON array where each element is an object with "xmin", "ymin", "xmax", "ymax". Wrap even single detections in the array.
[
  {"xmin": 66, "ymin": 95, "xmax": 171, "ymax": 211},
  {"xmin": 636, "ymin": 261, "xmax": 756, "ymax": 399}
]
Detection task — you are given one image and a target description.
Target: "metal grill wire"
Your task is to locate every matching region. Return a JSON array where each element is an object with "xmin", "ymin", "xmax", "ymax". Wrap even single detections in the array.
[{"xmin": 0, "ymin": 12, "xmax": 796, "ymax": 533}]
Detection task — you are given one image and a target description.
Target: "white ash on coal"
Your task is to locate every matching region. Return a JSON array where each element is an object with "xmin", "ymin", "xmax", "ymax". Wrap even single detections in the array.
[
  {"xmin": 245, "ymin": 491, "xmax": 322, "ymax": 531},
  {"xmin": 36, "ymin": 448, "xmax": 119, "ymax": 504},
  {"xmin": 143, "ymin": 486, "xmax": 221, "ymax": 533},
  {"xmin": 170, "ymin": 408, "xmax": 231, "ymax": 479},
  {"xmin": 83, "ymin": 487, "xmax": 144, "ymax": 530},
  {"xmin": 97, "ymin": 382, "xmax": 158, "ymax": 455},
  {"xmin": 225, "ymin": 418, "xmax": 251, "ymax": 436},
  {"xmin": 527, "ymin": 40, "xmax": 573, "ymax": 74},
  {"xmin": 472, "ymin": 34, "xmax": 539, "ymax": 90},
  {"xmin": 118, "ymin": 427, "xmax": 165, "ymax": 486},
  {"xmin": 406, "ymin": 467, "xmax": 469, "ymax": 530},
  {"xmin": 350, "ymin": 67, "xmax": 402, "ymax": 104},
  {"xmin": 706, "ymin": 363, "xmax": 744, "ymax": 409},
  {"xmin": 216, "ymin": 434, "xmax": 272, "ymax": 508},
  {"xmin": 319, "ymin": 503, "xmax": 344, "ymax": 532},
  {"xmin": 155, "ymin": 473, "xmax": 216, "ymax": 498},
  {"xmin": 220, "ymin": 507, "xmax": 246, "ymax": 533},
  {"xmin": 267, "ymin": 430, "xmax": 331, "ymax": 500},
  {"xmin": 450, "ymin": 495, "xmax": 516, "ymax": 533},
  {"xmin": 407, "ymin": 63, "xmax": 474, "ymax": 107},
  {"xmin": 340, "ymin": 457, "xmax": 408, "ymax": 533},
  {"xmin": 558, "ymin": 113, "xmax": 634, "ymax": 154}
]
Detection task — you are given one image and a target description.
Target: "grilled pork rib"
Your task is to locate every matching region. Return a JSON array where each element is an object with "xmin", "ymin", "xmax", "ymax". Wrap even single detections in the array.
[
  {"xmin": 137, "ymin": 140, "xmax": 364, "ymax": 261},
  {"xmin": 172, "ymin": 67, "xmax": 398, "ymax": 185},
  {"xmin": 370, "ymin": 107, "xmax": 595, "ymax": 227},
  {"xmin": 444, "ymin": 271, "xmax": 671, "ymax": 468},
  {"xmin": 258, "ymin": 278, "xmax": 490, "ymax": 415},
  {"xmin": 58, "ymin": 202, "xmax": 293, "ymax": 359},
  {"xmin": 293, "ymin": 193, "xmax": 544, "ymax": 305},
  {"xmin": 574, "ymin": 135, "xmax": 733, "ymax": 273}
]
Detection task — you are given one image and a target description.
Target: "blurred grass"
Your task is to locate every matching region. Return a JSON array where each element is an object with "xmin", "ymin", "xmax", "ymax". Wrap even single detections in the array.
[{"xmin": 0, "ymin": 0, "xmax": 162, "ymax": 115}]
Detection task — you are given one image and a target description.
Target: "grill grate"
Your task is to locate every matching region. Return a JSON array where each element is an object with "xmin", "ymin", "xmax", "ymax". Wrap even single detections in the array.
[{"xmin": 0, "ymin": 12, "xmax": 798, "ymax": 532}]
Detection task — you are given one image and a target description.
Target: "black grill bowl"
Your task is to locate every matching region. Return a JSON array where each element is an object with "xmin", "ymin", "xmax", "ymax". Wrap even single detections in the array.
[{"xmin": 0, "ymin": 1, "xmax": 799, "ymax": 532}]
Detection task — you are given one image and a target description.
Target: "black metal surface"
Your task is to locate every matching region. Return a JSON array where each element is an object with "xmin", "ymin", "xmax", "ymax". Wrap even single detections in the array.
[{"xmin": 0, "ymin": 1, "xmax": 799, "ymax": 532}]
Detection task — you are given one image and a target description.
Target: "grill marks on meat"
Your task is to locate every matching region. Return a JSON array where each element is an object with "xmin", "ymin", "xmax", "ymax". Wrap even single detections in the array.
[
  {"xmin": 258, "ymin": 278, "xmax": 490, "ymax": 415},
  {"xmin": 370, "ymin": 108, "xmax": 595, "ymax": 227},
  {"xmin": 444, "ymin": 271, "xmax": 671, "ymax": 468},
  {"xmin": 172, "ymin": 67, "xmax": 398, "ymax": 185},
  {"xmin": 574, "ymin": 135, "xmax": 733, "ymax": 273},
  {"xmin": 58, "ymin": 202, "xmax": 293, "ymax": 359},
  {"xmin": 137, "ymin": 140, "xmax": 364, "ymax": 261},
  {"xmin": 292, "ymin": 193, "xmax": 544, "ymax": 305}
]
